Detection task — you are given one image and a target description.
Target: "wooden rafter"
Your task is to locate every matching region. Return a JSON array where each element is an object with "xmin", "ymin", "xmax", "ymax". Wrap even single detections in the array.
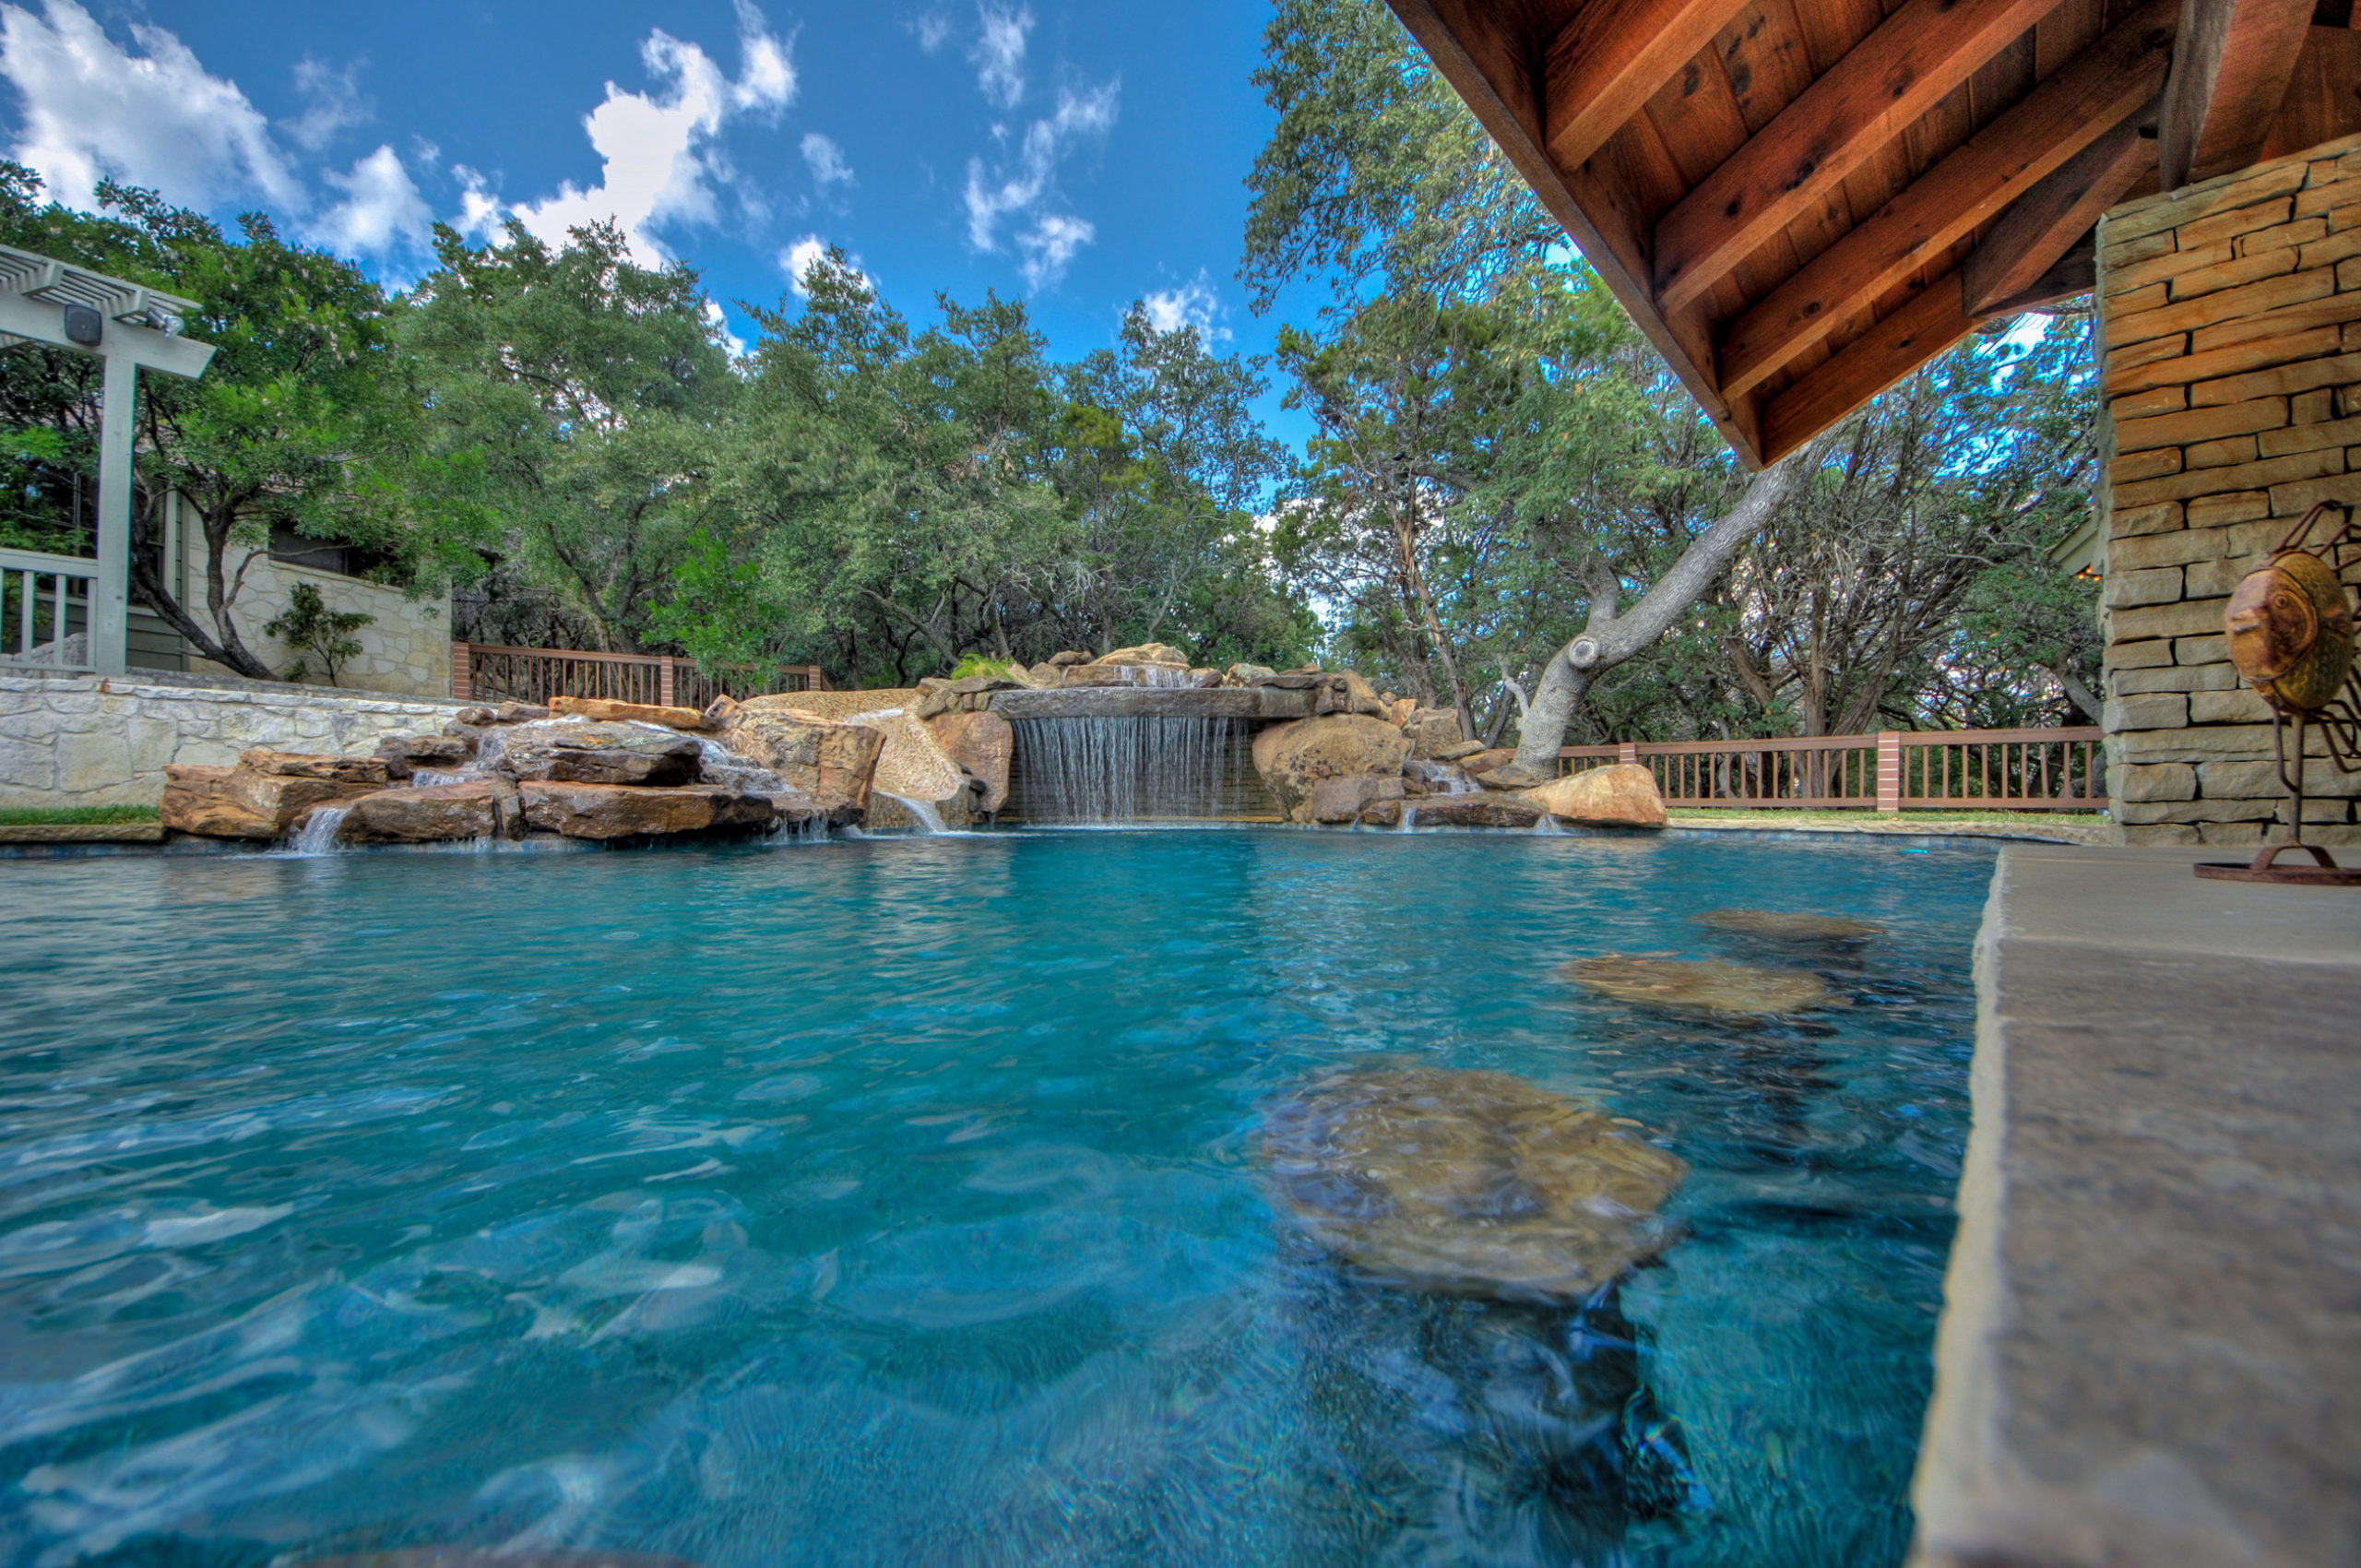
[
  {"xmin": 1761, "ymin": 272, "xmax": 1975, "ymax": 464},
  {"xmin": 2157, "ymin": 0, "xmax": 2315, "ymax": 186},
  {"xmin": 1963, "ymin": 120, "xmax": 2156, "ymax": 316},
  {"xmin": 1542, "ymin": 0, "xmax": 1757, "ymax": 174},
  {"xmin": 1717, "ymin": 0, "xmax": 2176, "ymax": 398},
  {"xmin": 1653, "ymin": 0, "xmax": 2060, "ymax": 315}
]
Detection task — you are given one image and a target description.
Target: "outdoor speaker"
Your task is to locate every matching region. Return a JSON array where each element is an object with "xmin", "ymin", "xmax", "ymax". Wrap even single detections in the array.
[{"xmin": 62, "ymin": 303, "xmax": 101, "ymax": 348}]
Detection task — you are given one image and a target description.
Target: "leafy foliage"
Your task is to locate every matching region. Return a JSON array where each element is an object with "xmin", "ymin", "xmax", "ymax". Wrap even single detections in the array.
[{"xmin": 264, "ymin": 580, "xmax": 373, "ymax": 685}]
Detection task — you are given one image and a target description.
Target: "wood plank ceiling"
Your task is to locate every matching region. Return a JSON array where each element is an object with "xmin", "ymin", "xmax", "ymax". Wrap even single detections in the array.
[{"xmin": 1390, "ymin": 0, "xmax": 2361, "ymax": 467}]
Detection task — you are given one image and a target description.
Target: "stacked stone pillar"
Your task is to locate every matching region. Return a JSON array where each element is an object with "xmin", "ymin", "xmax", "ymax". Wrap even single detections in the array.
[{"xmin": 2098, "ymin": 131, "xmax": 2361, "ymax": 846}]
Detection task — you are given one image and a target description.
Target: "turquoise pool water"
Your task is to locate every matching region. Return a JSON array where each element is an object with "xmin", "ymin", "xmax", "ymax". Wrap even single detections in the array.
[{"xmin": 0, "ymin": 830, "xmax": 1991, "ymax": 1566}]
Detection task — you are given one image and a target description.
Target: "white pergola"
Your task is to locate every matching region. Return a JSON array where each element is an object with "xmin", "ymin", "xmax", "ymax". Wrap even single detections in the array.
[{"xmin": 0, "ymin": 244, "xmax": 214, "ymax": 676}]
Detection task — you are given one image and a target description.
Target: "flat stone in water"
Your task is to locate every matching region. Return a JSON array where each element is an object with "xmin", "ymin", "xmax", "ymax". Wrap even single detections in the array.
[
  {"xmin": 1562, "ymin": 955, "xmax": 1829, "ymax": 1017},
  {"xmin": 1264, "ymin": 1068, "xmax": 1687, "ymax": 1301},
  {"xmin": 1693, "ymin": 909, "xmax": 1884, "ymax": 944}
]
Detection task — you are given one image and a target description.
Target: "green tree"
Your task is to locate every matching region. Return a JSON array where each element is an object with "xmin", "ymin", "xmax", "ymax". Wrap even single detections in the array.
[{"xmin": 264, "ymin": 580, "xmax": 373, "ymax": 684}]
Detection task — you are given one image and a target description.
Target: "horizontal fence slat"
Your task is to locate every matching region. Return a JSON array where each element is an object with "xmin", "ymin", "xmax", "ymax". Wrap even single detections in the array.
[{"xmin": 451, "ymin": 642, "xmax": 826, "ymax": 707}]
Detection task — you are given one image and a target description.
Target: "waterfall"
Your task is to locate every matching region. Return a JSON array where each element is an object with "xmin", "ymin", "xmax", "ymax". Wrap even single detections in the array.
[
  {"xmin": 880, "ymin": 792, "xmax": 948, "ymax": 835},
  {"xmin": 1011, "ymin": 718, "xmax": 1244, "ymax": 825},
  {"xmin": 287, "ymin": 806, "xmax": 351, "ymax": 854}
]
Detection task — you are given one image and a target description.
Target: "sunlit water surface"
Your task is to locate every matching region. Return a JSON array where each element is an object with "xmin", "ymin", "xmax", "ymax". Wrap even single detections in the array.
[{"xmin": 0, "ymin": 830, "xmax": 1991, "ymax": 1567}]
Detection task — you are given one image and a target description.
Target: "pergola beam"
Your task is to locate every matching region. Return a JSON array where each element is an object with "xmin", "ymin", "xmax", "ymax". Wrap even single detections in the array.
[
  {"xmin": 1542, "ymin": 0, "xmax": 1755, "ymax": 174},
  {"xmin": 2156, "ymin": 0, "xmax": 2315, "ymax": 187},
  {"xmin": 1760, "ymin": 270, "xmax": 1975, "ymax": 463},
  {"xmin": 1963, "ymin": 119, "xmax": 2155, "ymax": 316},
  {"xmin": 1654, "ymin": 0, "xmax": 2060, "ymax": 314},
  {"xmin": 1718, "ymin": 1, "xmax": 2176, "ymax": 399}
]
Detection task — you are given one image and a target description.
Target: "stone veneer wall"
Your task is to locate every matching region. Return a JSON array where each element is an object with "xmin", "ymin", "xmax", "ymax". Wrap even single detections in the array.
[
  {"xmin": 2098, "ymin": 130, "xmax": 2361, "ymax": 847},
  {"xmin": 0, "ymin": 672, "xmax": 469, "ymax": 810},
  {"xmin": 181, "ymin": 552, "xmax": 453, "ymax": 701}
]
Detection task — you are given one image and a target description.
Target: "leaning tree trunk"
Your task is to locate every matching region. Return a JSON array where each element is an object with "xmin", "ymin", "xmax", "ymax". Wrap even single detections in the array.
[{"xmin": 1503, "ymin": 446, "xmax": 1820, "ymax": 781}]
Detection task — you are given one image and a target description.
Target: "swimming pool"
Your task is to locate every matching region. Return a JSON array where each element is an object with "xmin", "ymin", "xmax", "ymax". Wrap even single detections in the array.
[{"xmin": 0, "ymin": 829, "xmax": 1991, "ymax": 1565}]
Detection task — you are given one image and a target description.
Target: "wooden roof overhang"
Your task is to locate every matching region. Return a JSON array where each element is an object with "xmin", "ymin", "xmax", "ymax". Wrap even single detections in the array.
[{"xmin": 1391, "ymin": 0, "xmax": 2361, "ymax": 468}]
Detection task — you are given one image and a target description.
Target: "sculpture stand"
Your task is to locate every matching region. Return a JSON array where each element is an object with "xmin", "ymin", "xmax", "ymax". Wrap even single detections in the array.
[{"xmin": 2195, "ymin": 710, "xmax": 2361, "ymax": 885}]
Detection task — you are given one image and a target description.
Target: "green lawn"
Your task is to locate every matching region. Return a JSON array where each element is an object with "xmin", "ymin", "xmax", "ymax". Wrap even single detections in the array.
[{"xmin": 0, "ymin": 805, "xmax": 161, "ymax": 826}]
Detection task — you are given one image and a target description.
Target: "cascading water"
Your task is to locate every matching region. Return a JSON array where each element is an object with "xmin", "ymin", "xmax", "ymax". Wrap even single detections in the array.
[
  {"xmin": 879, "ymin": 792, "xmax": 949, "ymax": 835},
  {"xmin": 286, "ymin": 806, "xmax": 351, "ymax": 855},
  {"xmin": 1011, "ymin": 718, "xmax": 1245, "ymax": 825}
]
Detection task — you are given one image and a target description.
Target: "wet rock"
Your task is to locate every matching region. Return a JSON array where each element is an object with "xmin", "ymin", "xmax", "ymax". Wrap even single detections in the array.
[
  {"xmin": 1522, "ymin": 764, "xmax": 1667, "ymax": 829},
  {"xmin": 452, "ymin": 705, "xmax": 495, "ymax": 726},
  {"xmin": 228, "ymin": 767, "xmax": 385, "ymax": 832},
  {"xmin": 1431, "ymin": 740, "xmax": 1485, "ymax": 762},
  {"xmin": 1358, "ymin": 798, "xmax": 1404, "ymax": 827},
  {"xmin": 1458, "ymin": 748, "xmax": 1516, "ymax": 778},
  {"xmin": 1694, "ymin": 909, "xmax": 1884, "ymax": 945},
  {"xmin": 239, "ymin": 748, "xmax": 392, "ymax": 785},
  {"xmin": 519, "ymin": 781, "xmax": 778, "ymax": 839},
  {"xmin": 928, "ymin": 708, "xmax": 1015, "ymax": 814},
  {"xmin": 1561, "ymin": 956, "xmax": 1829, "ymax": 1018},
  {"xmin": 1251, "ymin": 714, "xmax": 1411, "ymax": 820},
  {"xmin": 1264, "ymin": 1068, "xmax": 1687, "ymax": 1301},
  {"xmin": 340, "ymin": 779, "xmax": 522, "ymax": 842},
  {"xmin": 1307, "ymin": 772, "xmax": 1406, "ymax": 825},
  {"xmin": 1404, "ymin": 792, "xmax": 1545, "ymax": 828},
  {"xmin": 493, "ymin": 720, "xmax": 703, "ymax": 787},
  {"xmin": 160, "ymin": 764, "xmax": 277, "ymax": 838},
  {"xmin": 1402, "ymin": 707, "xmax": 1466, "ymax": 757},
  {"xmin": 493, "ymin": 701, "xmax": 551, "ymax": 724},
  {"xmin": 849, "ymin": 707, "xmax": 968, "ymax": 816},
  {"xmin": 721, "ymin": 701, "xmax": 887, "ymax": 814},
  {"xmin": 1226, "ymin": 661, "xmax": 1277, "ymax": 684},
  {"xmin": 549, "ymin": 695, "xmax": 714, "ymax": 731},
  {"xmin": 374, "ymin": 733, "xmax": 476, "ymax": 780},
  {"xmin": 1402, "ymin": 757, "xmax": 1475, "ymax": 796}
]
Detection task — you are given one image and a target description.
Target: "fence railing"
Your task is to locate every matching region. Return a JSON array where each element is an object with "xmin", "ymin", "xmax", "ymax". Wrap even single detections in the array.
[
  {"xmin": 451, "ymin": 642, "xmax": 827, "ymax": 709},
  {"xmin": 1559, "ymin": 727, "xmax": 2107, "ymax": 813},
  {"xmin": 0, "ymin": 546, "xmax": 98, "ymax": 672}
]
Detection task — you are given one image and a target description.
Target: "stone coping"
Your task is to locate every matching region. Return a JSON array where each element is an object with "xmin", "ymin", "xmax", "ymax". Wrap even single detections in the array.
[
  {"xmin": 1910, "ymin": 844, "xmax": 2361, "ymax": 1568},
  {"xmin": 989, "ymin": 686, "xmax": 1318, "ymax": 720},
  {"xmin": 0, "ymin": 822, "xmax": 163, "ymax": 843},
  {"xmin": 1, "ymin": 667, "xmax": 470, "ymax": 706}
]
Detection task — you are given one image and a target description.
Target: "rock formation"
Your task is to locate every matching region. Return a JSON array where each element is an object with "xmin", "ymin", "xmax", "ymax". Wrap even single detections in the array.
[
  {"xmin": 1400, "ymin": 793, "xmax": 1545, "ymax": 829},
  {"xmin": 1693, "ymin": 909, "xmax": 1883, "ymax": 944},
  {"xmin": 341, "ymin": 780, "xmax": 521, "ymax": 842},
  {"xmin": 519, "ymin": 782, "xmax": 778, "ymax": 839},
  {"xmin": 1560, "ymin": 956, "xmax": 1829, "ymax": 1018},
  {"xmin": 721, "ymin": 700, "xmax": 888, "ymax": 814},
  {"xmin": 1251, "ymin": 714, "xmax": 1412, "ymax": 821},
  {"xmin": 1264, "ymin": 1068, "xmax": 1688, "ymax": 1300},
  {"xmin": 927, "ymin": 709, "xmax": 1015, "ymax": 814},
  {"xmin": 1521, "ymin": 764, "xmax": 1667, "ymax": 829},
  {"xmin": 547, "ymin": 695, "xmax": 715, "ymax": 731},
  {"xmin": 488, "ymin": 721, "xmax": 703, "ymax": 787}
]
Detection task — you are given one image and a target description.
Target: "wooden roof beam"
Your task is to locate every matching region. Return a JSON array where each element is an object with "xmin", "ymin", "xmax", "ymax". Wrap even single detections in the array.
[
  {"xmin": 1654, "ymin": 0, "xmax": 2062, "ymax": 315},
  {"xmin": 1542, "ymin": 0, "xmax": 1758, "ymax": 174},
  {"xmin": 2158, "ymin": 0, "xmax": 2315, "ymax": 187},
  {"xmin": 1760, "ymin": 271, "xmax": 1975, "ymax": 463},
  {"xmin": 1963, "ymin": 118, "xmax": 2156, "ymax": 316},
  {"xmin": 1717, "ymin": 1, "xmax": 2176, "ymax": 398}
]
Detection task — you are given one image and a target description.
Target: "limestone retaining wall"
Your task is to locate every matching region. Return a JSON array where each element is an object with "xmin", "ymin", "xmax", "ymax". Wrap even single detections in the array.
[
  {"xmin": 2097, "ymin": 131, "xmax": 2361, "ymax": 847},
  {"xmin": 0, "ymin": 672, "xmax": 469, "ymax": 810}
]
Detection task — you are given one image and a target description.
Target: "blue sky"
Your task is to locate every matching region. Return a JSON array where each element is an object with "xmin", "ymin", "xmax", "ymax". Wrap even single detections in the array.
[{"xmin": 0, "ymin": 0, "xmax": 1320, "ymax": 441}]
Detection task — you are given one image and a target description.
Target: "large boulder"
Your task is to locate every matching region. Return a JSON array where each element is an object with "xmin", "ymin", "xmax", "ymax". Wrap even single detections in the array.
[
  {"xmin": 489, "ymin": 720, "xmax": 703, "ymax": 787},
  {"xmin": 160, "ymin": 765, "xmax": 276, "ymax": 839},
  {"xmin": 1264, "ymin": 1068, "xmax": 1688, "ymax": 1300},
  {"xmin": 1305, "ymin": 773, "xmax": 1405, "ymax": 825},
  {"xmin": 1321, "ymin": 669, "xmax": 1392, "ymax": 719},
  {"xmin": 227, "ymin": 767, "xmax": 385, "ymax": 833},
  {"xmin": 1094, "ymin": 642, "xmax": 1190, "ymax": 668},
  {"xmin": 1522, "ymin": 763, "xmax": 1667, "ymax": 829},
  {"xmin": 1403, "ymin": 792, "xmax": 1544, "ymax": 829},
  {"xmin": 548, "ymin": 695, "xmax": 714, "ymax": 731},
  {"xmin": 374, "ymin": 733, "xmax": 476, "ymax": 780},
  {"xmin": 1251, "ymin": 715, "xmax": 1411, "ymax": 821},
  {"xmin": 927, "ymin": 708, "xmax": 1015, "ymax": 814},
  {"xmin": 1401, "ymin": 707, "xmax": 1465, "ymax": 757},
  {"xmin": 718, "ymin": 701, "xmax": 887, "ymax": 814},
  {"xmin": 340, "ymin": 780, "xmax": 522, "ymax": 842},
  {"xmin": 240, "ymin": 749, "xmax": 391, "ymax": 785},
  {"xmin": 520, "ymin": 782, "xmax": 777, "ymax": 839},
  {"xmin": 848, "ymin": 707, "xmax": 968, "ymax": 819}
]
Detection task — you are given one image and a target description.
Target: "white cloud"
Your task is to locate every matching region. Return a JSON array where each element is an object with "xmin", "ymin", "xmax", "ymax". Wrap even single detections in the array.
[
  {"xmin": 915, "ymin": 10, "xmax": 955, "ymax": 52},
  {"xmin": 0, "ymin": 0, "xmax": 302, "ymax": 209},
  {"xmin": 1142, "ymin": 273, "xmax": 1229, "ymax": 343},
  {"xmin": 801, "ymin": 132, "xmax": 852, "ymax": 189},
  {"xmin": 315, "ymin": 144, "xmax": 430, "ymax": 255},
  {"xmin": 969, "ymin": 4, "xmax": 1031, "ymax": 111},
  {"xmin": 960, "ymin": 81, "xmax": 1117, "ymax": 290},
  {"xmin": 285, "ymin": 56, "xmax": 369, "ymax": 152},
  {"xmin": 508, "ymin": 4, "xmax": 795, "ymax": 262},
  {"xmin": 703, "ymin": 298, "xmax": 746, "ymax": 359},
  {"xmin": 781, "ymin": 234, "xmax": 827, "ymax": 296},
  {"xmin": 451, "ymin": 164, "xmax": 504, "ymax": 241}
]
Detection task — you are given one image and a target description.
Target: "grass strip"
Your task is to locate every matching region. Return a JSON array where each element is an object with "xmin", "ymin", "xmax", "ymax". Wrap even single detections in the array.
[{"xmin": 0, "ymin": 804, "xmax": 160, "ymax": 826}]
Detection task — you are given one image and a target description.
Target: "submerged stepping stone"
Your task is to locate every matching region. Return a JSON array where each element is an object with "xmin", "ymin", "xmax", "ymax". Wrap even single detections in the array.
[
  {"xmin": 1693, "ymin": 909, "xmax": 1884, "ymax": 944},
  {"xmin": 1264, "ymin": 1068, "xmax": 1687, "ymax": 1301},
  {"xmin": 1561, "ymin": 956, "xmax": 1829, "ymax": 1018}
]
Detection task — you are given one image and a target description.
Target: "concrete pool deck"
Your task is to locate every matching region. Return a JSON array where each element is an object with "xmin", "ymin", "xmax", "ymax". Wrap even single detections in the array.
[{"xmin": 1911, "ymin": 844, "xmax": 2361, "ymax": 1568}]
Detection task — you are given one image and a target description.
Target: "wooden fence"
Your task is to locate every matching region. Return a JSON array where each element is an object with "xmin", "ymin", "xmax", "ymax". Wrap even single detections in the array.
[
  {"xmin": 451, "ymin": 642, "xmax": 827, "ymax": 709},
  {"xmin": 1559, "ymin": 727, "xmax": 2107, "ymax": 813}
]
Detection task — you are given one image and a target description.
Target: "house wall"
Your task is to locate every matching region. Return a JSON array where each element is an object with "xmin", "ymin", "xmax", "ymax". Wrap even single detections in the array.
[
  {"xmin": 2097, "ymin": 130, "xmax": 2361, "ymax": 847},
  {"xmin": 0, "ymin": 671, "xmax": 469, "ymax": 810}
]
